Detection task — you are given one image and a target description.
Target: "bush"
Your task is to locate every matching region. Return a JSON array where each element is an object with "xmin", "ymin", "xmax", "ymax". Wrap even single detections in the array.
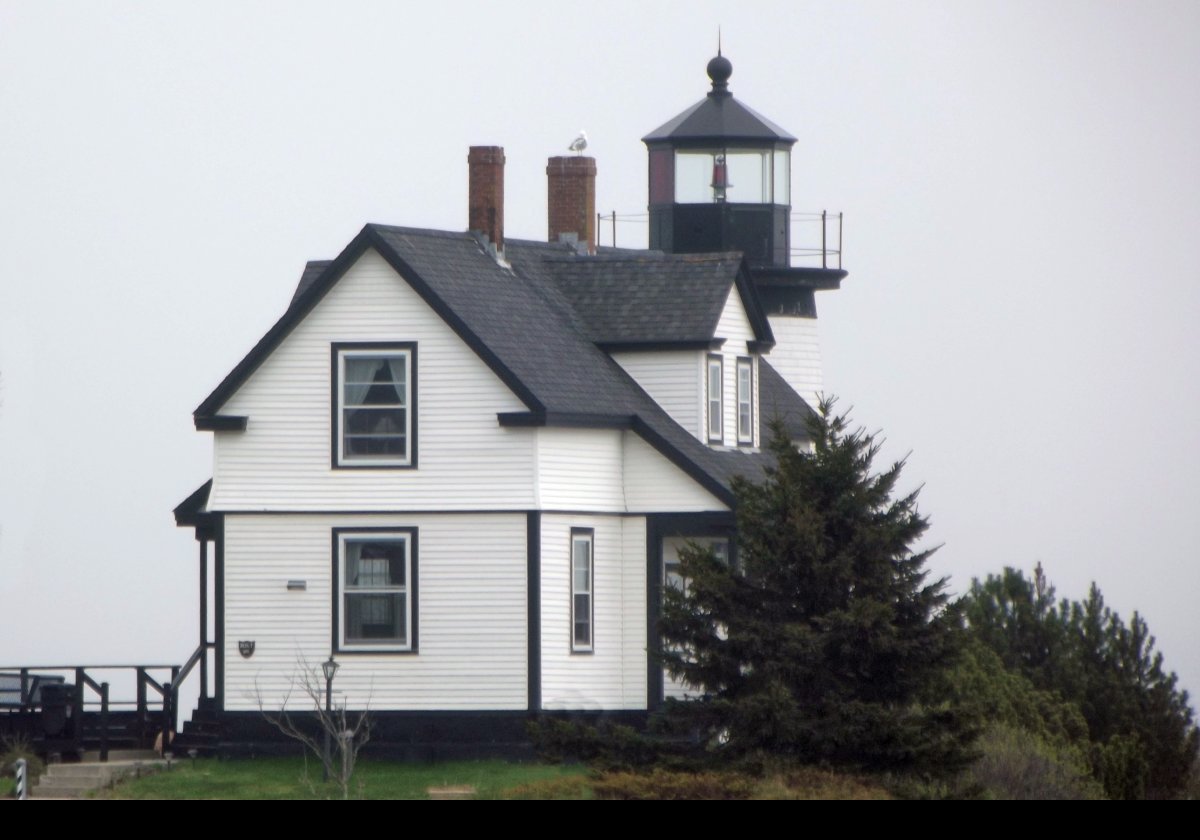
[
  {"xmin": 499, "ymin": 775, "xmax": 592, "ymax": 800},
  {"xmin": 592, "ymin": 769, "xmax": 757, "ymax": 800},
  {"xmin": 965, "ymin": 725, "xmax": 1104, "ymax": 800}
]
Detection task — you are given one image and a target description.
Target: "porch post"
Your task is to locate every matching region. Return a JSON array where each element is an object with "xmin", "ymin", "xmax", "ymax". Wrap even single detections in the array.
[{"xmin": 199, "ymin": 538, "xmax": 209, "ymax": 699}]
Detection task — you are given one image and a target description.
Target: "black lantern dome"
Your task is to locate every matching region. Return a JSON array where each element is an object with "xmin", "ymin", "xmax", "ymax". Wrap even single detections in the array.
[{"xmin": 643, "ymin": 53, "xmax": 796, "ymax": 267}]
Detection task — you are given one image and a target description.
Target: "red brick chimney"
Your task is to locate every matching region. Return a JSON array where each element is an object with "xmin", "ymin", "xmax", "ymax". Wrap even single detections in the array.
[
  {"xmin": 547, "ymin": 156, "xmax": 597, "ymax": 254},
  {"xmin": 468, "ymin": 146, "xmax": 505, "ymax": 254}
]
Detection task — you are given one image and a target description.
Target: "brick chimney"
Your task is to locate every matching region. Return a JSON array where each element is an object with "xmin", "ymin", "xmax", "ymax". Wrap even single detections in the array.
[
  {"xmin": 547, "ymin": 156, "xmax": 597, "ymax": 255},
  {"xmin": 468, "ymin": 146, "xmax": 505, "ymax": 255}
]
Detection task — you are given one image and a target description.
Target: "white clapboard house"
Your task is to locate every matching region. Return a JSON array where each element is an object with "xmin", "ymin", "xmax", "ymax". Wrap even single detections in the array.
[{"xmin": 173, "ymin": 54, "xmax": 846, "ymax": 754}]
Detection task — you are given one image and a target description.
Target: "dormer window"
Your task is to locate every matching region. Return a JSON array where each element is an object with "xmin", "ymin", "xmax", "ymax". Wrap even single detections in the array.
[
  {"xmin": 707, "ymin": 354, "xmax": 724, "ymax": 444},
  {"xmin": 333, "ymin": 343, "xmax": 416, "ymax": 468},
  {"xmin": 737, "ymin": 357, "xmax": 754, "ymax": 445}
]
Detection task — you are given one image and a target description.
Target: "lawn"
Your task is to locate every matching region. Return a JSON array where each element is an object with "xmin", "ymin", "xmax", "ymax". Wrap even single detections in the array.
[{"xmin": 98, "ymin": 757, "xmax": 589, "ymax": 800}]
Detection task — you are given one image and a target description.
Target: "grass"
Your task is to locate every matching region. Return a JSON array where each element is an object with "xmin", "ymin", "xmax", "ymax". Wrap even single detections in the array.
[
  {"xmin": 98, "ymin": 757, "xmax": 587, "ymax": 800},
  {"xmin": 95, "ymin": 755, "xmax": 898, "ymax": 799}
]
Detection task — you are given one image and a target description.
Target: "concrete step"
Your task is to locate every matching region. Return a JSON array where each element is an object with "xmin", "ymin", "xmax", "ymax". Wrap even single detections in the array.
[
  {"xmin": 32, "ymin": 757, "xmax": 168, "ymax": 798},
  {"xmin": 81, "ymin": 749, "xmax": 160, "ymax": 762}
]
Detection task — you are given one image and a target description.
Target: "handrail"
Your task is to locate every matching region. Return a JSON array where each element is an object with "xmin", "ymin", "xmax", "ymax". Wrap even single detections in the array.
[{"xmin": 2, "ymin": 655, "xmax": 213, "ymax": 761}]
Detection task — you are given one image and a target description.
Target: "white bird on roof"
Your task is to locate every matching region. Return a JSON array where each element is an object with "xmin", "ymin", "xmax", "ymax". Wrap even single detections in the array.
[{"xmin": 569, "ymin": 130, "xmax": 588, "ymax": 154}]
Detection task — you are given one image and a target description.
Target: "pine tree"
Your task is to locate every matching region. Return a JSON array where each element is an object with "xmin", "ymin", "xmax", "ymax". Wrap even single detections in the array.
[
  {"xmin": 659, "ymin": 400, "xmax": 971, "ymax": 773},
  {"xmin": 963, "ymin": 568, "xmax": 1199, "ymax": 798}
]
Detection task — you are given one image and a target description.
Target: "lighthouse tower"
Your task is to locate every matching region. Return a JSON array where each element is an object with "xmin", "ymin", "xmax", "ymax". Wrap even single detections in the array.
[{"xmin": 643, "ymin": 52, "xmax": 846, "ymax": 410}]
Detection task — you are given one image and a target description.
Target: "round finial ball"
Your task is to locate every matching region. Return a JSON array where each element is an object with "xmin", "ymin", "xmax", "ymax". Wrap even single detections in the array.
[{"xmin": 707, "ymin": 54, "xmax": 732, "ymax": 85}]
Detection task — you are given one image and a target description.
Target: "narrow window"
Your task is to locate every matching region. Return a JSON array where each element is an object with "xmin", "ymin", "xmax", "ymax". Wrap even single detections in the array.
[
  {"xmin": 571, "ymin": 529, "xmax": 594, "ymax": 653},
  {"xmin": 707, "ymin": 355, "xmax": 724, "ymax": 444},
  {"xmin": 737, "ymin": 357, "xmax": 754, "ymax": 445}
]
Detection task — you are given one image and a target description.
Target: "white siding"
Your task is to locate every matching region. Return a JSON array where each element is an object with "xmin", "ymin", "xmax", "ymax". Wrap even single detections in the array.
[
  {"xmin": 766, "ymin": 315, "xmax": 823, "ymax": 413},
  {"xmin": 611, "ymin": 350, "xmax": 703, "ymax": 442},
  {"xmin": 540, "ymin": 515, "xmax": 646, "ymax": 710},
  {"xmin": 712, "ymin": 286, "xmax": 760, "ymax": 448},
  {"xmin": 210, "ymin": 248, "xmax": 534, "ymax": 511},
  {"xmin": 536, "ymin": 428, "xmax": 624, "ymax": 511},
  {"xmin": 223, "ymin": 513, "xmax": 527, "ymax": 711},
  {"xmin": 622, "ymin": 433, "xmax": 728, "ymax": 513}
]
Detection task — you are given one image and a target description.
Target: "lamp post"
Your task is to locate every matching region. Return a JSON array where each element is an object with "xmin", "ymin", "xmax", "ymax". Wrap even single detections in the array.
[{"xmin": 321, "ymin": 655, "xmax": 339, "ymax": 782}]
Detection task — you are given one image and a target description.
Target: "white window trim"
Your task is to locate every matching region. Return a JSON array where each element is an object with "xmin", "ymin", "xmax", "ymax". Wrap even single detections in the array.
[
  {"xmin": 571, "ymin": 529, "xmax": 594, "ymax": 653},
  {"xmin": 334, "ymin": 344, "xmax": 415, "ymax": 468},
  {"xmin": 335, "ymin": 529, "xmax": 416, "ymax": 653},
  {"xmin": 736, "ymin": 357, "xmax": 754, "ymax": 445},
  {"xmin": 707, "ymin": 354, "xmax": 724, "ymax": 444}
]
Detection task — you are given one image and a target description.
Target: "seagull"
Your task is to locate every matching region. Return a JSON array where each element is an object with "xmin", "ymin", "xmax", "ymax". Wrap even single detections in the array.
[{"xmin": 568, "ymin": 130, "xmax": 588, "ymax": 155}]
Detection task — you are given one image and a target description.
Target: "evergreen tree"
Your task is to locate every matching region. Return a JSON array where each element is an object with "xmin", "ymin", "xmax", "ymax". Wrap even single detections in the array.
[
  {"xmin": 963, "ymin": 567, "xmax": 1199, "ymax": 798},
  {"xmin": 659, "ymin": 400, "xmax": 972, "ymax": 773}
]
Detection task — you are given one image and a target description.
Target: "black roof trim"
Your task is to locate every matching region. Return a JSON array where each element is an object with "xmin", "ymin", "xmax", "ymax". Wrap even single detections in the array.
[
  {"xmin": 596, "ymin": 339, "xmax": 724, "ymax": 354},
  {"xmin": 194, "ymin": 226, "xmax": 545, "ymax": 420},
  {"xmin": 752, "ymin": 266, "xmax": 848, "ymax": 291},
  {"xmin": 630, "ymin": 416, "xmax": 736, "ymax": 508},
  {"xmin": 736, "ymin": 261, "xmax": 776, "ymax": 345},
  {"xmin": 194, "ymin": 415, "xmax": 247, "ymax": 431},
  {"xmin": 498, "ymin": 411, "xmax": 636, "ymax": 430},
  {"xmin": 642, "ymin": 94, "xmax": 797, "ymax": 145},
  {"xmin": 173, "ymin": 479, "xmax": 213, "ymax": 527},
  {"xmin": 747, "ymin": 340, "xmax": 774, "ymax": 354}
]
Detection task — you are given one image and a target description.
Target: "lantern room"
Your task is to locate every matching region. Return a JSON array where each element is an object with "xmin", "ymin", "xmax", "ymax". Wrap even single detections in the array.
[{"xmin": 643, "ymin": 52, "xmax": 797, "ymax": 268}]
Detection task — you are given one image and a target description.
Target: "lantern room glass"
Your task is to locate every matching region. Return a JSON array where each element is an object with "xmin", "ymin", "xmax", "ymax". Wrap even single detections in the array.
[{"xmin": 670, "ymin": 148, "xmax": 789, "ymax": 205}]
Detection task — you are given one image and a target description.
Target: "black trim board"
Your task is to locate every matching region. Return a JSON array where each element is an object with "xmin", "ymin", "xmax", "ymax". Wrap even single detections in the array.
[
  {"xmin": 527, "ymin": 512, "xmax": 541, "ymax": 713},
  {"xmin": 214, "ymin": 515, "xmax": 225, "ymax": 712},
  {"xmin": 193, "ymin": 226, "xmax": 545, "ymax": 421},
  {"xmin": 630, "ymin": 416, "xmax": 736, "ymax": 508},
  {"xmin": 213, "ymin": 508, "xmax": 732, "ymax": 518},
  {"xmin": 173, "ymin": 479, "xmax": 214, "ymax": 534},
  {"xmin": 194, "ymin": 415, "xmax": 247, "ymax": 431},
  {"xmin": 596, "ymin": 339, "xmax": 725, "ymax": 353},
  {"xmin": 497, "ymin": 411, "xmax": 634, "ymax": 430},
  {"xmin": 208, "ymin": 710, "xmax": 649, "ymax": 760},
  {"xmin": 734, "ymin": 260, "xmax": 776, "ymax": 346}
]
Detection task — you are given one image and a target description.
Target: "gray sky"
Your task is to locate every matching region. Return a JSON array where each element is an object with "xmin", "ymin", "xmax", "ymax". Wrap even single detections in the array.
[{"xmin": 2, "ymin": 2, "xmax": 1198, "ymax": 706}]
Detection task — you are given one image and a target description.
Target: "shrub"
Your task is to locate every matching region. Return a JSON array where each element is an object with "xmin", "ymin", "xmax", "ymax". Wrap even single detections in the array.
[{"xmin": 592, "ymin": 769, "xmax": 757, "ymax": 800}]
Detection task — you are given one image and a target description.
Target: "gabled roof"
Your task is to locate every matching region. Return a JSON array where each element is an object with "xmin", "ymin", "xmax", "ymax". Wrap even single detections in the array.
[
  {"xmin": 193, "ymin": 225, "xmax": 806, "ymax": 505},
  {"xmin": 533, "ymin": 251, "xmax": 773, "ymax": 349},
  {"xmin": 290, "ymin": 260, "xmax": 332, "ymax": 305}
]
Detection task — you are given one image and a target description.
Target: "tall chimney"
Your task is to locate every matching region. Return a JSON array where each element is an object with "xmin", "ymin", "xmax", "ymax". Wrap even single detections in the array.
[
  {"xmin": 468, "ymin": 146, "xmax": 505, "ymax": 254},
  {"xmin": 547, "ymin": 156, "xmax": 597, "ymax": 254}
]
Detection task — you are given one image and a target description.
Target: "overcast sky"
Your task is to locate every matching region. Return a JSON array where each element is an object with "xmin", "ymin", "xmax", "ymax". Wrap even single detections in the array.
[{"xmin": 2, "ymin": 2, "xmax": 1197, "ymax": 707}]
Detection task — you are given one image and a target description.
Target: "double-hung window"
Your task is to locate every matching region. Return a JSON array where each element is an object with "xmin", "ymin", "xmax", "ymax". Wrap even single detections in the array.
[
  {"xmin": 571, "ymin": 529, "xmax": 594, "ymax": 653},
  {"xmin": 333, "ymin": 343, "xmax": 416, "ymax": 468},
  {"xmin": 737, "ymin": 357, "xmax": 754, "ymax": 445},
  {"xmin": 334, "ymin": 529, "xmax": 417, "ymax": 652},
  {"xmin": 707, "ymin": 354, "xmax": 724, "ymax": 444}
]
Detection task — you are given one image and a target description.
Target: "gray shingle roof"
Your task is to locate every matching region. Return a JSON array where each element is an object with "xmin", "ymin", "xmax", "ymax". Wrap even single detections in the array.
[
  {"xmin": 758, "ymin": 358, "xmax": 817, "ymax": 443},
  {"xmin": 290, "ymin": 260, "xmax": 332, "ymax": 305},
  {"xmin": 534, "ymin": 251, "xmax": 743, "ymax": 344},
  {"xmin": 197, "ymin": 225, "xmax": 819, "ymax": 504}
]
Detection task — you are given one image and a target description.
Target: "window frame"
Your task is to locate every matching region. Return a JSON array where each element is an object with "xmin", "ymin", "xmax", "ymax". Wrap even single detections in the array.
[
  {"xmin": 332, "ymin": 527, "xmax": 418, "ymax": 655},
  {"xmin": 331, "ymin": 342, "xmax": 417, "ymax": 469},
  {"xmin": 736, "ymin": 356, "xmax": 754, "ymax": 446},
  {"xmin": 706, "ymin": 354, "xmax": 724, "ymax": 445},
  {"xmin": 570, "ymin": 528, "xmax": 594, "ymax": 654}
]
